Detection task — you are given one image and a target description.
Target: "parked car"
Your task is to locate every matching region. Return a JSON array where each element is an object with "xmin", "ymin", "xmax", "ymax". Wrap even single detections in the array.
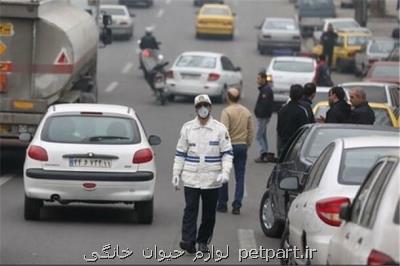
[
  {"xmin": 364, "ymin": 61, "xmax": 400, "ymax": 85},
  {"xmin": 100, "ymin": 5, "xmax": 134, "ymax": 40},
  {"xmin": 195, "ymin": 4, "xmax": 235, "ymax": 39},
  {"xmin": 280, "ymin": 136, "xmax": 399, "ymax": 264},
  {"xmin": 255, "ymin": 17, "xmax": 301, "ymax": 55},
  {"xmin": 22, "ymin": 104, "xmax": 161, "ymax": 224},
  {"xmin": 193, "ymin": 0, "xmax": 223, "ymax": 6},
  {"xmin": 297, "ymin": 0, "xmax": 336, "ymax": 37},
  {"xmin": 354, "ymin": 38, "xmax": 398, "ymax": 76},
  {"xmin": 118, "ymin": 0, "xmax": 153, "ymax": 8},
  {"xmin": 166, "ymin": 51, "xmax": 242, "ymax": 102},
  {"xmin": 313, "ymin": 101, "xmax": 399, "ymax": 128},
  {"xmin": 259, "ymin": 124, "xmax": 398, "ymax": 238},
  {"xmin": 327, "ymin": 156, "xmax": 399, "ymax": 265},
  {"xmin": 266, "ymin": 56, "xmax": 316, "ymax": 104}
]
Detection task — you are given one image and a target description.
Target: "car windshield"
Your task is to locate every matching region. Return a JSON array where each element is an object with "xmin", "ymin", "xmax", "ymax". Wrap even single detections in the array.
[
  {"xmin": 339, "ymin": 147, "xmax": 399, "ymax": 185},
  {"xmin": 202, "ymin": 7, "xmax": 230, "ymax": 16},
  {"xmin": 370, "ymin": 65, "xmax": 400, "ymax": 80},
  {"xmin": 100, "ymin": 8, "xmax": 127, "ymax": 16},
  {"xmin": 176, "ymin": 55, "xmax": 217, "ymax": 69},
  {"xmin": 305, "ymin": 128, "xmax": 398, "ymax": 159},
  {"xmin": 369, "ymin": 40, "xmax": 396, "ymax": 54},
  {"xmin": 41, "ymin": 115, "xmax": 141, "ymax": 144},
  {"xmin": 342, "ymin": 85, "xmax": 387, "ymax": 103},
  {"xmin": 272, "ymin": 60, "xmax": 314, "ymax": 72},
  {"xmin": 264, "ymin": 20, "xmax": 297, "ymax": 30},
  {"xmin": 332, "ymin": 21, "xmax": 359, "ymax": 30},
  {"xmin": 347, "ymin": 35, "xmax": 369, "ymax": 46}
]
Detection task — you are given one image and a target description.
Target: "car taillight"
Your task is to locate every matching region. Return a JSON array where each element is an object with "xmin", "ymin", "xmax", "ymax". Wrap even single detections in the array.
[
  {"xmin": 28, "ymin": 145, "xmax": 48, "ymax": 161},
  {"xmin": 208, "ymin": 73, "xmax": 220, "ymax": 81},
  {"xmin": 166, "ymin": 70, "xmax": 174, "ymax": 79},
  {"xmin": 132, "ymin": 148, "xmax": 153, "ymax": 164},
  {"xmin": 142, "ymin": 49, "xmax": 151, "ymax": 57},
  {"xmin": 316, "ymin": 197, "xmax": 350, "ymax": 227},
  {"xmin": 367, "ymin": 249, "xmax": 396, "ymax": 265}
]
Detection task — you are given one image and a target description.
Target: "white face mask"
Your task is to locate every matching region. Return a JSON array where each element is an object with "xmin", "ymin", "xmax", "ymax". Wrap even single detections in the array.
[{"xmin": 197, "ymin": 106, "xmax": 210, "ymax": 119}]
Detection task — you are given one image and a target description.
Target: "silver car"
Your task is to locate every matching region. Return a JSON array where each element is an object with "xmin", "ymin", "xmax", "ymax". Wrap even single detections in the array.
[
  {"xmin": 256, "ymin": 18, "xmax": 301, "ymax": 55},
  {"xmin": 100, "ymin": 5, "xmax": 134, "ymax": 40}
]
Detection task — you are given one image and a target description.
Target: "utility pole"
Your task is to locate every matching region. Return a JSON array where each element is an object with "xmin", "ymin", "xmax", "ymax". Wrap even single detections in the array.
[{"xmin": 354, "ymin": 0, "xmax": 368, "ymax": 26}]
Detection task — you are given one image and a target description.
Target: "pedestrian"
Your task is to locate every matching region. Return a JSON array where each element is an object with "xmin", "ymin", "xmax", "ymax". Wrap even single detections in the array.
[
  {"xmin": 277, "ymin": 84, "xmax": 309, "ymax": 157},
  {"xmin": 349, "ymin": 88, "xmax": 375, "ymax": 125},
  {"xmin": 315, "ymin": 54, "xmax": 333, "ymax": 86},
  {"xmin": 172, "ymin": 94, "xmax": 233, "ymax": 254},
  {"xmin": 317, "ymin": 86, "xmax": 351, "ymax": 123},
  {"xmin": 320, "ymin": 23, "xmax": 338, "ymax": 69},
  {"xmin": 254, "ymin": 71, "xmax": 274, "ymax": 163},
  {"xmin": 299, "ymin": 82, "xmax": 316, "ymax": 123},
  {"xmin": 217, "ymin": 88, "xmax": 254, "ymax": 215}
]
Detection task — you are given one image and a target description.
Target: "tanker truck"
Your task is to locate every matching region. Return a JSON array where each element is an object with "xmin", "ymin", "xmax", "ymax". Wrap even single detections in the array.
[{"xmin": 0, "ymin": 0, "xmax": 99, "ymax": 148}]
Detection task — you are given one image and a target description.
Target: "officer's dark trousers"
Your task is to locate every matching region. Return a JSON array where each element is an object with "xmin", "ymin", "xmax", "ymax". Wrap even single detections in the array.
[{"xmin": 182, "ymin": 187, "xmax": 219, "ymax": 245}]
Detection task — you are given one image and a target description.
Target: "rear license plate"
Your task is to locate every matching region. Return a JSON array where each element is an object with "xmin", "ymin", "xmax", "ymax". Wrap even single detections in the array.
[
  {"xmin": 69, "ymin": 158, "xmax": 112, "ymax": 168},
  {"xmin": 181, "ymin": 74, "xmax": 200, "ymax": 80}
]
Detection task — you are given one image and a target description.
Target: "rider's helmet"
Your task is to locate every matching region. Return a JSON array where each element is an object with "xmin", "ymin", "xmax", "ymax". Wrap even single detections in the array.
[{"xmin": 145, "ymin": 27, "xmax": 153, "ymax": 36}]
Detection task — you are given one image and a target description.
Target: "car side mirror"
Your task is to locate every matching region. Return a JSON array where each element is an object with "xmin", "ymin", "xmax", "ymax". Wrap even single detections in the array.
[
  {"xmin": 19, "ymin": 132, "xmax": 32, "ymax": 143},
  {"xmin": 279, "ymin": 176, "xmax": 300, "ymax": 191},
  {"xmin": 148, "ymin": 135, "xmax": 161, "ymax": 146},
  {"xmin": 339, "ymin": 204, "xmax": 351, "ymax": 222}
]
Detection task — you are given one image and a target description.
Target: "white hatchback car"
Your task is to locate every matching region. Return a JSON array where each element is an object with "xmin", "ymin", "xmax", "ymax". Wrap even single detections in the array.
[
  {"xmin": 166, "ymin": 51, "xmax": 242, "ymax": 102},
  {"xmin": 100, "ymin": 5, "xmax": 134, "ymax": 39},
  {"xmin": 22, "ymin": 104, "xmax": 161, "ymax": 224},
  {"xmin": 279, "ymin": 136, "xmax": 400, "ymax": 264},
  {"xmin": 266, "ymin": 56, "xmax": 316, "ymax": 104},
  {"xmin": 327, "ymin": 156, "xmax": 399, "ymax": 265}
]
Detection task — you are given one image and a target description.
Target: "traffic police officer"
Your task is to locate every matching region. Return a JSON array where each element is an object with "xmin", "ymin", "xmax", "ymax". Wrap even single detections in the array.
[{"xmin": 172, "ymin": 94, "xmax": 233, "ymax": 254}]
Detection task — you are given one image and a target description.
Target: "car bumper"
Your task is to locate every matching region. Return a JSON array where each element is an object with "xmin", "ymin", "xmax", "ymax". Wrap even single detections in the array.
[
  {"xmin": 258, "ymin": 39, "xmax": 301, "ymax": 50},
  {"xmin": 196, "ymin": 26, "xmax": 233, "ymax": 35},
  {"xmin": 167, "ymin": 81, "xmax": 222, "ymax": 96},
  {"xmin": 109, "ymin": 26, "xmax": 133, "ymax": 36}
]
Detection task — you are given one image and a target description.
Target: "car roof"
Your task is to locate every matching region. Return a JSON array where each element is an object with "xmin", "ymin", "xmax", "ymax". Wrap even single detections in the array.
[
  {"xmin": 100, "ymin": 4, "xmax": 128, "ymax": 9},
  {"xmin": 264, "ymin": 17, "xmax": 295, "ymax": 22},
  {"xmin": 201, "ymin": 4, "xmax": 230, "ymax": 9},
  {"xmin": 339, "ymin": 135, "xmax": 400, "ymax": 149},
  {"xmin": 48, "ymin": 103, "xmax": 135, "ymax": 115},
  {"xmin": 340, "ymin": 82, "xmax": 393, "ymax": 88},
  {"xmin": 180, "ymin": 51, "xmax": 222, "ymax": 57},
  {"xmin": 324, "ymin": 18, "xmax": 357, "ymax": 23},
  {"xmin": 271, "ymin": 56, "xmax": 315, "ymax": 62},
  {"xmin": 302, "ymin": 122, "xmax": 397, "ymax": 132},
  {"xmin": 337, "ymin": 28, "xmax": 371, "ymax": 35},
  {"xmin": 314, "ymin": 101, "xmax": 391, "ymax": 110}
]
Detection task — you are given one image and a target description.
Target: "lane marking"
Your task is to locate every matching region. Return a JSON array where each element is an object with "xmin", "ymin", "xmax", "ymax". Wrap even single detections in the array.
[
  {"xmin": 122, "ymin": 62, "xmax": 134, "ymax": 74},
  {"xmin": 238, "ymin": 229, "xmax": 257, "ymax": 250},
  {"xmin": 105, "ymin": 81, "xmax": 119, "ymax": 93},
  {"xmin": 156, "ymin": 9, "xmax": 164, "ymax": 18},
  {"xmin": 0, "ymin": 175, "xmax": 13, "ymax": 187}
]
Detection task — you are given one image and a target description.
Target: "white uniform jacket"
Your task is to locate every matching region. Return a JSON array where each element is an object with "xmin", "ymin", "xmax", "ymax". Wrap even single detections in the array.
[{"xmin": 173, "ymin": 117, "xmax": 233, "ymax": 189}]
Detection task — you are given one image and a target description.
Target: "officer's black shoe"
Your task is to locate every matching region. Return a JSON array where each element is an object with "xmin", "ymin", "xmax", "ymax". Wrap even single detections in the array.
[
  {"xmin": 216, "ymin": 205, "xmax": 228, "ymax": 213},
  {"xmin": 198, "ymin": 243, "xmax": 210, "ymax": 253},
  {"xmin": 179, "ymin": 241, "xmax": 196, "ymax": 254},
  {"xmin": 232, "ymin": 208, "xmax": 240, "ymax": 215}
]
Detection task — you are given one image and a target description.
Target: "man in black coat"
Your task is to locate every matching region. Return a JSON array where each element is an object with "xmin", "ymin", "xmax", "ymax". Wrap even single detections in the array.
[
  {"xmin": 140, "ymin": 28, "xmax": 159, "ymax": 50},
  {"xmin": 349, "ymin": 88, "xmax": 375, "ymax": 125},
  {"xmin": 299, "ymin": 82, "xmax": 316, "ymax": 123},
  {"xmin": 320, "ymin": 24, "xmax": 338, "ymax": 68},
  {"xmin": 277, "ymin": 84, "xmax": 309, "ymax": 157},
  {"xmin": 318, "ymin": 86, "xmax": 351, "ymax": 123}
]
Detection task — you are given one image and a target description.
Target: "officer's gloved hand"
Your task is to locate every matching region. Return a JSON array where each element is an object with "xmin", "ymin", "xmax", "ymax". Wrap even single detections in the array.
[
  {"xmin": 172, "ymin": 176, "xmax": 180, "ymax": 190},
  {"xmin": 217, "ymin": 173, "xmax": 229, "ymax": 184}
]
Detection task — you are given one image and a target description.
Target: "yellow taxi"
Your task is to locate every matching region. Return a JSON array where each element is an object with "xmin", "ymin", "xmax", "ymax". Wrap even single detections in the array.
[
  {"xmin": 313, "ymin": 101, "xmax": 399, "ymax": 128},
  {"xmin": 196, "ymin": 4, "xmax": 235, "ymax": 39},
  {"xmin": 312, "ymin": 28, "xmax": 371, "ymax": 72}
]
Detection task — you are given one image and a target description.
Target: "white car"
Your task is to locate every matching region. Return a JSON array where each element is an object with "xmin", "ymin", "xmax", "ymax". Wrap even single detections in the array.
[
  {"xmin": 327, "ymin": 156, "xmax": 399, "ymax": 265},
  {"xmin": 266, "ymin": 56, "xmax": 316, "ymax": 104},
  {"xmin": 22, "ymin": 104, "xmax": 161, "ymax": 224},
  {"xmin": 279, "ymin": 136, "xmax": 400, "ymax": 264},
  {"xmin": 166, "ymin": 51, "xmax": 242, "ymax": 102},
  {"xmin": 100, "ymin": 5, "xmax": 134, "ymax": 39}
]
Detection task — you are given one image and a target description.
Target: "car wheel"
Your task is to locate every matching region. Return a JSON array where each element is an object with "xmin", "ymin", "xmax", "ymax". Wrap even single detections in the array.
[
  {"xmin": 259, "ymin": 191, "xmax": 284, "ymax": 237},
  {"xmin": 136, "ymin": 198, "xmax": 153, "ymax": 224},
  {"xmin": 24, "ymin": 195, "xmax": 43, "ymax": 220}
]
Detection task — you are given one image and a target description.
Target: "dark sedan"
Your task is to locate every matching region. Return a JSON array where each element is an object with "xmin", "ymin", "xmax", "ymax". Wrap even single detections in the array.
[{"xmin": 259, "ymin": 123, "xmax": 398, "ymax": 238}]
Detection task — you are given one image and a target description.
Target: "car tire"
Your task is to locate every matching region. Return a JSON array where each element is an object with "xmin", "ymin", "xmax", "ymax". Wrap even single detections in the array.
[
  {"xmin": 259, "ymin": 190, "xmax": 284, "ymax": 238},
  {"xmin": 136, "ymin": 198, "xmax": 153, "ymax": 224},
  {"xmin": 24, "ymin": 195, "xmax": 43, "ymax": 221}
]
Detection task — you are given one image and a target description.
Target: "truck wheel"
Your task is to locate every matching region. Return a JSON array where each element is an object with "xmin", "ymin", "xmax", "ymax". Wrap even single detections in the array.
[
  {"xmin": 24, "ymin": 195, "xmax": 42, "ymax": 220},
  {"xmin": 259, "ymin": 191, "xmax": 284, "ymax": 238},
  {"xmin": 136, "ymin": 199, "xmax": 153, "ymax": 224}
]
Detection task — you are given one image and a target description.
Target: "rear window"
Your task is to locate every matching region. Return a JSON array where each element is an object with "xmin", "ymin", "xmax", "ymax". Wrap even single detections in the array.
[
  {"xmin": 41, "ymin": 115, "xmax": 141, "ymax": 144},
  {"xmin": 264, "ymin": 20, "xmax": 297, "ymax": 31},
  {"xmin": 370, "ymin": 65, "xmax": 400, "ymax": 80},
  {"xmin": 299, "ymin": 0, "xmax": 335, "ymax": 15},
  {"xmin": 342, "ymin": 85, "xmax": 387, "ymax": 103},
  {"xmin": 176, "ymin": 55, "xmax": 217, "ymax": 69},
  {"xmin": 339, "ymin": 147, "xmax": 399, "ymax": 185},
  {"xmin": 201, "ymin": 7, "xmax": 230, "ymax": 16},
  {"xmin": 272, "ymin": 60, "xmax": 314, "ymax": 72},
  {"xmin": 304, "ymin": 128, "xmax": 398, "ymax": 159},
  {"xmin": 100, "ymin": 8, "xmax": 127, "ymax": 16}
]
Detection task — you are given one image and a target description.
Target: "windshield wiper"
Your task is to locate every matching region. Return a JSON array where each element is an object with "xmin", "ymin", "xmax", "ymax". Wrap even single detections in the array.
[{"xmin": 89, "ymin": 136, "xmax": 130, "ymax": 141}]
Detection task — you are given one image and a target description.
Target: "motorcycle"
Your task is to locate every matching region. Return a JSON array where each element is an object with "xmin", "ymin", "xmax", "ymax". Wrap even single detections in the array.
[
  {"xmin": 138, "ymin": 40, "xmax": 162, "ymax": 80},
  {"xmin": 146, "ymin": 54, "xmax": 169, "ymax": 105}
]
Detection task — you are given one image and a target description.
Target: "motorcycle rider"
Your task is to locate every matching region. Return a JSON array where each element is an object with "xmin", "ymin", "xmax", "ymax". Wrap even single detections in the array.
[{"xmin": 140, "ymin": 27, "xmax": 159, "ymax": 50}]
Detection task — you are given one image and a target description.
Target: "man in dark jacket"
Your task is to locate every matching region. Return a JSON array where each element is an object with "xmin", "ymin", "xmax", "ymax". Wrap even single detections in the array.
[
  {"xmin": 140, "ymin": 28, "xmax": 159, "ymax": 50},
  {"xmin": 319, "ymin": 86, "xmax": 351, "ymax": 123},
  {"xmin": 254, "ymin": 72, "xmax": 274, "ymax": 163},
  {"xmin": 277, "ymin": 84, "xmax": 309, "ymax": 157},
  {"xmin": 299, "ymin": 82, "xmax": 316, "ymax": 123},
  {"xmin": 320, "ymin": 24, "xmax": 338, "ymax": 68},
  {"xmin": 349, "ymin": 88, "xmax": 375, "ymax": 124}
]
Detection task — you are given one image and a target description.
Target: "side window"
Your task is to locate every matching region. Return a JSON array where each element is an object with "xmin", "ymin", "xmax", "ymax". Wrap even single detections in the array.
[
  {"xmin": 359, "ymin": 162, "xmax": 394, "ymax": 228},
  {"xmin": 221, "ymin": 56, "xmax": 235, "ymax": 71},
  {"xmin": 390, "ymin": 86, "xmax": 399, "ymax": 108},
  {"xmin": 350, "ymin": 161, "xmax": 384, "ymax": 224},
  {"xmin": 284, "ymin": 128, "xmax": 309, "ymax": 162},
  {"xmin": 303, "ymin": 142, "xmax": 335, "ymax": 191}
]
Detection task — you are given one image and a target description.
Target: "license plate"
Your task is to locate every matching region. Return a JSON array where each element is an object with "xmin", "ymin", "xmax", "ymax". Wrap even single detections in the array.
[
  {"xmin": 69, "ymin": 158, "xmax": 112, "ymax": 168},
  {"xmin": 182, "ymin": 74, "xmax": 200, "ymax": 80}
]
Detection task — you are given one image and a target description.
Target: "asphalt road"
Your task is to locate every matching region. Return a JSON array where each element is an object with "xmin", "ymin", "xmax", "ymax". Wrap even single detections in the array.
[{"xmin": 0, "ymin": 0, "xmax": 393, "ymax": 264}]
